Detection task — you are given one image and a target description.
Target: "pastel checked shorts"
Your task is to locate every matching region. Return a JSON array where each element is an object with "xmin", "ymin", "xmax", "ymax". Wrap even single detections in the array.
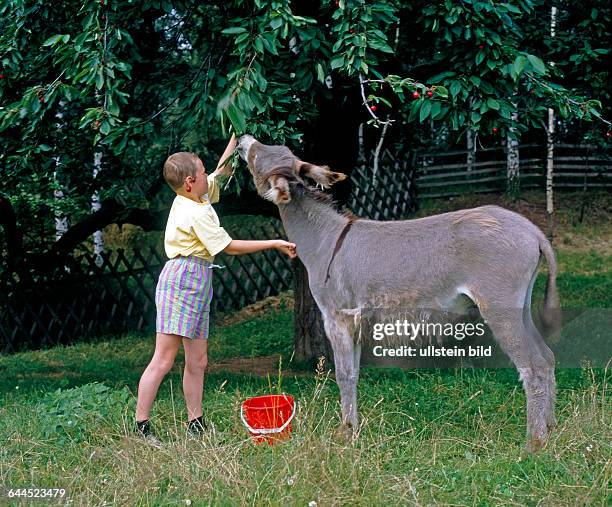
[{"xmin": 155, "ymin": 256, "xmax": 214, "ymax": 340}]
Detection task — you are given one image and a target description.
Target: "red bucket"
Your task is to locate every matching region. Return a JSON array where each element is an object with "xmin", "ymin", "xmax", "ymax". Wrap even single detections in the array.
[{"xmin": 240, "ymin": 394, "xmax": 296, "ymax": 445}]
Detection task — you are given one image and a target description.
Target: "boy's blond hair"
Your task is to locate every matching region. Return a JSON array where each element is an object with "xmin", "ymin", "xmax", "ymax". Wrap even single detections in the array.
[{"xmin": 163, "ymin": 152, "xmax": 202, "ymax": 191}]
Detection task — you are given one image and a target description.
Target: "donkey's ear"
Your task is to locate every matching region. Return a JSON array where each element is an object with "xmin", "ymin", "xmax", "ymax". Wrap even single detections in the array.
[
  {"xmin": 297, "ymin": 161, "xmax": 347, "ymax": 189},
  {"xmin": 263, "ymin": 175, "xmax": 291, "ymax": 204}
]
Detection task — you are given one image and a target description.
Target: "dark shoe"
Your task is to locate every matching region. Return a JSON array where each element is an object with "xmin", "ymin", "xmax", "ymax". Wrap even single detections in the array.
[
  {"xmin": 135, "ymin": 420, "xmax": 163, "ymax": 448},
  {"xmin": 187, "ymin": 416, "xmax": 208, "ymax": 438}
]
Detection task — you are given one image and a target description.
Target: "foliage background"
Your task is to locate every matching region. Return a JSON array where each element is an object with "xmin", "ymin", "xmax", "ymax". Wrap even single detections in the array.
[{"xmin": 0, "ymin": 0, "xmax": 609, "ymax": 258}]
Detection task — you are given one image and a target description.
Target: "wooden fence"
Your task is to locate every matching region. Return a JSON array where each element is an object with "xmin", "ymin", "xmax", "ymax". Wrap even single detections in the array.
[
  {"xmin": 0, "ymin": 221, "xmax": 293, "ymax": 353},
  {"xmin": 415, "ymin": 143, "xmax": 612, "ymax": 198}
]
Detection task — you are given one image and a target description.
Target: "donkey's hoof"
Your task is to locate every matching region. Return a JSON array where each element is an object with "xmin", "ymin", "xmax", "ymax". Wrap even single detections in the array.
[{"xmin": 333, "ymin": 423, "xmax": 355, "ymax": 444}]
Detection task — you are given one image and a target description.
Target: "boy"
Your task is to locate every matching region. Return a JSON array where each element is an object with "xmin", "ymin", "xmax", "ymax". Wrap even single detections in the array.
[{"xmin": 135, "ymin": 134, "xmax": 297, "ymax": 444}]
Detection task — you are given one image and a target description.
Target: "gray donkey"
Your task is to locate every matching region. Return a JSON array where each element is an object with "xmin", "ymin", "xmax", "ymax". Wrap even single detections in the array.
[{"xmin": 236, "ymin": 134, "xmax": 561, "ymax": 451}]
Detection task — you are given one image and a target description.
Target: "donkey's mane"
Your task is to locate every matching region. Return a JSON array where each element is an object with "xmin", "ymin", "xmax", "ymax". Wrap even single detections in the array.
[{"xmin": 291, "ymin": 179, "xmax": 359, "ymax": 222}]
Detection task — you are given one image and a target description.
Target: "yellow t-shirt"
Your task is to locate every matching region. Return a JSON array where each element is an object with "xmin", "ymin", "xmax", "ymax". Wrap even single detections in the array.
[{"xmin": 164, "ymin": 175, "xmax": 233, "ymax": 262}]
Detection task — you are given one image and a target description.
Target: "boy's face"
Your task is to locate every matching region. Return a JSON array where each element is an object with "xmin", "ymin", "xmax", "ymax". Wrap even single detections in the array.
[{"xmin": 186, "ymin": 158, "xmax": 208, "ymax": 197}]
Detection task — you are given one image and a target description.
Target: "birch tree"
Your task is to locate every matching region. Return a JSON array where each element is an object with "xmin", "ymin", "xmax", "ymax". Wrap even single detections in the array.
[{"xmin": 546, "ymin": 6, "xmax": 558, "ymax": 241}]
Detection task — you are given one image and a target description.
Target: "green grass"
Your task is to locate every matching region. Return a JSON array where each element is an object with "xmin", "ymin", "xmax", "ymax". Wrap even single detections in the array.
[
  {"xmin": 1, "ymin": 192, "xmax": 611, "ymax": 505},
  {"xmin": 0, "ymin": 354, "xmax": 609, "ymax": 505}
]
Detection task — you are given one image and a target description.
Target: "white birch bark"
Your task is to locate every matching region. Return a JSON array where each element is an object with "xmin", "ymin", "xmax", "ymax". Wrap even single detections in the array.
[
  {"xmin": 466, "ymin": 96, "xmax": 476, "ymax": 172},
  {"xmin": 546, "ymin": 6, "xmax": 557, "ymax": 240},
  {"xmin": 53, "ymin": 101, "xmax": 69, "ymax": 240},
  {"xmin": 466, "ymin": 128, "xmax": 476, "ymax": 172},
  {"xmin": 92, "ymin": 151, "xmax": 104, "ymax": 264},
  {"xmin": 507, "ymin": 109, "xmax": 520, "ymax": 188}
]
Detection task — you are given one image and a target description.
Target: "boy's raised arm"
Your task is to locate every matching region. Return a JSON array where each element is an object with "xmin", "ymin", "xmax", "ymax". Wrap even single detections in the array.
[{"xmin": 211, "ymin": 133, "xmax": 237, "ymax": 179}]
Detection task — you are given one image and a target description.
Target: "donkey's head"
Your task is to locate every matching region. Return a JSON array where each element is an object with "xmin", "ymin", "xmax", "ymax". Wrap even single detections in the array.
[{"xmin": 236, "ymin": 134, "xmax": 346, "ymax": 205}]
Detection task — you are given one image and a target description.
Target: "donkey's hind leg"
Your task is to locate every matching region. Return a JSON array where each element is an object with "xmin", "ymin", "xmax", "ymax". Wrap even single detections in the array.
[
  {"xmin": 522, "ymin": 269, "xmax": 557, "ymax": 430},
  {"xmin": 480, "ymin": 307, "xmax": 556, "ymax": 452}
]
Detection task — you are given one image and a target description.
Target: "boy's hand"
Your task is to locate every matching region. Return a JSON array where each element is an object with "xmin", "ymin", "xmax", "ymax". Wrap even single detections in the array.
[{"xmin": 275, "ymin": 240, "xmax": 297, "ymax": 259}]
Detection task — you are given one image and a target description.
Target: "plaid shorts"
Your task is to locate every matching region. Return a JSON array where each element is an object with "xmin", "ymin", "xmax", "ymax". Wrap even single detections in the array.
[{"xmin": 155, "ymin": 256, "xmax": 214, "ymax": 340}]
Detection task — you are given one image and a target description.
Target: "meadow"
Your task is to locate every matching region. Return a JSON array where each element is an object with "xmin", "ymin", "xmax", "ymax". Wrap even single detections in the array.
[{"xmin": 1, "ymin": 191, "xmax": 610, "ymax": 506}]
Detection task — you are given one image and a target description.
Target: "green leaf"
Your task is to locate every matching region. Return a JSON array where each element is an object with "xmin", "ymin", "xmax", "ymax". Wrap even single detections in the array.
[
  {"xmin": 95, "ymin": 71, "xmax": 104, "ymax": 90},
  {"xmin": 430, "ymin": 101, "xmax": 442, "ymax": 119},
  {"xmin": 270, "ymin": 16, "xmax": 283, "ymax": 31},
  {"xmin": 449, "ymin": 81, "xmax": 461, "ymax": 98},
  {"xmin": 504, "ymin": 3, "xmax": 521, "ymax": 14},
  {"xmin": 527, "ymin": 54, "xmax": 546, "ymax": 74},
  {"xmin": 487, "ymin": 98, "xmax": 500, "ymax": 110},
  {"xmin": 221, "ymin": 27, "xmax": 248, "ymax": 35},
  {"xmin": 99, "ymin": 121, "xmax": 110, "ymax": 135},
  {"xmin": 330, "ymin": 55, "xmax": 344, "ymax": 70},
  {"xmin": 226, "ymin": 102, "xmax": 246, "ymax": 134},
  {"xmin": 434, "ymin": 86, "xmax": 448, "ymax": 98},
  {"xmin": 419, "ymin": 101, "xmax": 431, "ymax": 123},
  {"xmin": 408, "ymin": 99, "xmax": 422, "ymax": 122},
  {"xmin": 428, "ymin": 71, "xmax": 456, "ymax": 82},
  {"xmin": 315, "ymin": 63, "xmax": 325, "ymax": 83},
  {"xmin": 42, "ymin": 34, "xmax": 63, "ymax": 47},
  {"xmin": 513, "ymin": 55, "xmax": 527, "ymax": 77}
]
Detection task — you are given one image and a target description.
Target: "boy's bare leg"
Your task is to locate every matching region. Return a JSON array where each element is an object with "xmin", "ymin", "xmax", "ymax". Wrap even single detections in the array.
[
  {"xmin": 136, "ymin": 332, "xmax": 182, "ymax": 421},
  {"xmin": 182, "ymin": 338, "xmax": 208, "ymax": 421}
]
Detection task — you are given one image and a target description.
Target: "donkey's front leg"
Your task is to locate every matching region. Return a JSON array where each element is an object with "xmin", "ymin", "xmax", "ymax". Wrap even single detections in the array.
[{"xmin": 323, "ymin": 316, "xmax": 359, "ymax": 432}]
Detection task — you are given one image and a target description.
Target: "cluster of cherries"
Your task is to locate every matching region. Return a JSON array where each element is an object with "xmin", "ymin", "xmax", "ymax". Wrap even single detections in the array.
[{"xmin": 369, "ymin": 87, "xmax": 435, "ymax": 111}]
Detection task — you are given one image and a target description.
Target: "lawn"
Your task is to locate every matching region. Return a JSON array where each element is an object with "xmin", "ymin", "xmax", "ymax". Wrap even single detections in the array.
[{"xmin": 0, "ymin": 191, "xmax": 610, "ymax": 506}]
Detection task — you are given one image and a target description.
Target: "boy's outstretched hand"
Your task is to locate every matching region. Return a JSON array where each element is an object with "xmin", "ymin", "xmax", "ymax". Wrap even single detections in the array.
[{"xmin": 275, "ymin": 240, "xmax": 298, "ymax": 259}]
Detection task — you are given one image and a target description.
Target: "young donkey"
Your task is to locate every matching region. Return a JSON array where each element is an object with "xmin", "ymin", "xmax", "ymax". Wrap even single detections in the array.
[{"xmin": 236, "ymin": 134, "xmax": 561, "ymax": 451}]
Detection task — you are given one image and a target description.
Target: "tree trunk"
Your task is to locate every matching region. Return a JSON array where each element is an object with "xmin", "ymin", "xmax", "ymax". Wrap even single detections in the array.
[
  {"xmin": 507, "ymin": 109, "xmax": 520, "ymax": 196},
  {"xmin": 293, "ymin": 66, "xmax": 362, "ymax": 366},
  {"xmin": 53, "ymin": 101, "xmax": 69, "ymax": 240},
  {"xmin": 466, "ymin": 128, "xmax": 476, "ymax": 172},
  {"xmin": 92, "ymin": 151, "xmax": 104, "ymax": 264},
  {"xmin": 546, "ymin": 6, "xmax": 558, "ymax": 241},
  {"xmin": 546, "ymin": 107, "xmax": 555, "ymax": 241},
  {"xmin": 292, "ymin": 259, "xmax": 333, "ymax": 368}
]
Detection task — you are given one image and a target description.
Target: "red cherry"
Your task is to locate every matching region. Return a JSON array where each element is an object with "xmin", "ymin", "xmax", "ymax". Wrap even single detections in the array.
[
  {"xmin": 0, "ymin": 74, "xmax": 5, "ymax": 79},
  {"xmin": 479, "ymin": 44, "xmax": 484, "ymax": 49},
  {"xmin": 370, "ymin": 105, "xmax": 377, "ymax": 112},
  {"xmin": 335, "ymin": 0, "xmax": 339, "ymax": 6},
  {"xmin": 100, "ymin": 0, "xmax": 105, "ymax": 5},
  {"xmin": 412, "ymin": 91, "xmax": 420, "ymax": 99},
  {"xmin": 492, "ymin": 127, "xmax": 498, "ymax": 134},
  {"xmin": 101, "ymin": 15, "xmax": 106, "ymax": 21},
  {"xmin": 426, "ymin": 91, "xmax": 433, "ymax": 97},
  {"xmin": 607, "ymin": 131, "xmax": 612, "ymax": 138}
]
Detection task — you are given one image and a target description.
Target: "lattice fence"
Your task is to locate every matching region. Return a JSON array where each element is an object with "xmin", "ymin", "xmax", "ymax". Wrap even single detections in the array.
[{"xmin": 349, "ymin": 148, "xmax": 417, "ymax": 219}]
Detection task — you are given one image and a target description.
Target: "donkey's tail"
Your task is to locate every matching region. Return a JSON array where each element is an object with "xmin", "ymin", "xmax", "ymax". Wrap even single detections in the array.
[{"xmin": 537, "ymin": 233, "xmax": 562, "ymax": 339}]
